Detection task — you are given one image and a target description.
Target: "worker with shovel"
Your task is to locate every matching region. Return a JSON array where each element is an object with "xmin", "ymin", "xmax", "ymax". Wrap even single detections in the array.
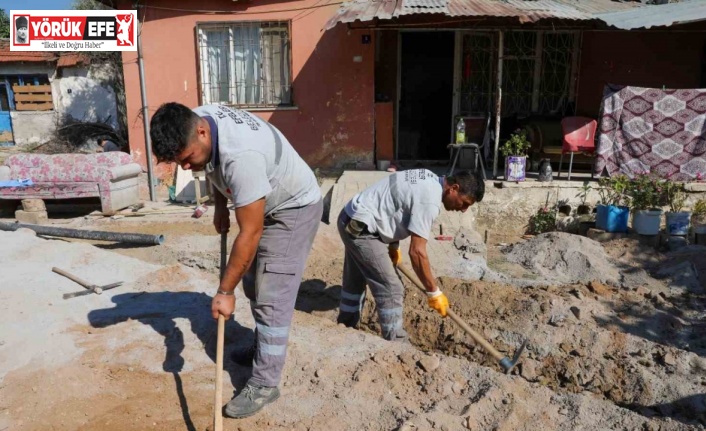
[
  {"xmin": 337, "ymin": 169, "xmax": 484, "ymax": 340},
  {"xmin": 150, "ymin": 103, "xmax": 322, "ymax": 419}
]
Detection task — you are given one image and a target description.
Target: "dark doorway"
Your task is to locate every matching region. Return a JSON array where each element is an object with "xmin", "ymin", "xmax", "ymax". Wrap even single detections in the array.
[{"xmin": 398, "ymin": 32, "xmax": 454, "ymax": 160}]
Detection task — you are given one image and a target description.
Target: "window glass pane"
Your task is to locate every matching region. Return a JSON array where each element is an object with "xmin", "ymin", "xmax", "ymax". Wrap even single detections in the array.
[{"xmin": 198, "ymin": 22, "xmax": 291, "ymax": 107}]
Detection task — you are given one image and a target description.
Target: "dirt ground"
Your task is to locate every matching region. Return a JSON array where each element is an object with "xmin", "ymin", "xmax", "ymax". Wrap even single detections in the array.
[{"xmin": 1, "ymin": 201, "xmax": 706, "ymax": 431}]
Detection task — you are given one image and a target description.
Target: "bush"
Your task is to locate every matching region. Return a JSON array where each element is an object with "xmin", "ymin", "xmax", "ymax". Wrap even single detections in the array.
[
  {"xmin": 500, "ymin": 129, "xmax": 531, "ymax": 157},
  {"xmin": 528, "ymin": 206, "xmax": 557, "ymax": 234}
]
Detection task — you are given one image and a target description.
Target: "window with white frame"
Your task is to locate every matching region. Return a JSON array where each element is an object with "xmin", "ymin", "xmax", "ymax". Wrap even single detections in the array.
[{"xmin": 197, "ymin": 21, "xmax": 292, "ymax": 108}]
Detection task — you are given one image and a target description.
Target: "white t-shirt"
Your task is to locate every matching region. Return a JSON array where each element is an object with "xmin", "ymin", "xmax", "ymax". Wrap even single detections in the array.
[
  {"xmin": 345, "ymin": 169, "xmax": 442, "ymax": 243},
  {"xmin": 194, "ymin": 105, "xmax": 321, "ymax": 215}
]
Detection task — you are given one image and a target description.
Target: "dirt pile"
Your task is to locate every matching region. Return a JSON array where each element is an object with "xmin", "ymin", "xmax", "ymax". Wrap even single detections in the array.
[
  {"xmin": 505, "ymin": 232, "xmax": 622, "ymax": 286},
  {"xmin": 356, "ymin": 273, "xmax": 706, "ymax": 427}
]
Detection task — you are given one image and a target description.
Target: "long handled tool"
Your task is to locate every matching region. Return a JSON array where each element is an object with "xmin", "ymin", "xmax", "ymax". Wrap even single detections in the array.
[
  {"xmin": 214, "ymin": 231, "xmax": 227, "ymax": 431},
  {"xmin": 52, "ymin": 267, "xmax": 123, "ymax": 299},
  {"xmin": 396, "ymin": 263, "xmax": 527, "ymax": 374}
]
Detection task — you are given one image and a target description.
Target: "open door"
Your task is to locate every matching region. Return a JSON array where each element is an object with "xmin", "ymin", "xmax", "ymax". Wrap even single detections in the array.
[
  {"xmin": 397, "ymin": 32, "xmax": 454, "ymax": 161},
  {"xmin": 0, "ymin": 82, "xmax": 13, "ymax": 146}
]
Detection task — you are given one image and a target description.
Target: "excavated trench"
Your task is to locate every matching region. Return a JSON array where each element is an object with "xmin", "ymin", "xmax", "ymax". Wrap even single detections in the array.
[{"xmin": 357, "ymin": 273, "xmax": 706, "ymax": 427}]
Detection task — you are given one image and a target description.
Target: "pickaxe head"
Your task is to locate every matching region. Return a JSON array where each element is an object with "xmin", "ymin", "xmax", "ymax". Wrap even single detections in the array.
[{"xmin": 498, "ymin": 339, "xmax": 528, "ymax": 374}]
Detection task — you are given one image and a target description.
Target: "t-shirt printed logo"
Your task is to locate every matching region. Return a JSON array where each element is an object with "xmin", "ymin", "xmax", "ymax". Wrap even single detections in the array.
[
  {"xmin": 404, "ymin": 169, "xmax": 427, "ymax": 185},
  {"xmin": 215, "ymin": 106, "xmax": 260, "ymax": 131}
]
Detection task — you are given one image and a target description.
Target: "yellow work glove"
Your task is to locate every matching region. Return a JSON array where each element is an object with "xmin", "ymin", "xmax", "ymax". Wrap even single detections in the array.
[
  {"xmin": 427, "ymin": 290, "xmax": 449, "ymax": 317},
  {"xmin": 388, "ymin": 243, "xmax": 401, "ymax": 266}
]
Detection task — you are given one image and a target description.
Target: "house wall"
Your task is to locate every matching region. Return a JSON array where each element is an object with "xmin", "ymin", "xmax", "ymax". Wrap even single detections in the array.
[
  {"xmin": 116, "ymin": 0, "xmax": 376, "ymax": 181},
  {"xmin": 576, "ymin": 30, "xmax": 706, "ymax": 117},
  {"xmin": 0, "ymin": 63, "xmax": 120, "ymax": 147},
  {"xmin": 0, "ymin": 64, "xmax": 56, "ymax": 147},
  {"xmin": 9, "ymin": 111, "xmax": 55, "ymax": 146}
]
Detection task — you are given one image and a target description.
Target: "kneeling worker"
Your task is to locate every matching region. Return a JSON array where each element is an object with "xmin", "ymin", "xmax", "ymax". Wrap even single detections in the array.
[{"xmin": 337, "ymin": 169, "xmax": 484, "ymax": 340}]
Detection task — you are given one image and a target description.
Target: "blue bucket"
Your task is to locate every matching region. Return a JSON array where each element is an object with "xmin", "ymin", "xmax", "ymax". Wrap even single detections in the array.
[{"xmin": 596, "ymin": 204, "xmax": 629, "ymax": 233}]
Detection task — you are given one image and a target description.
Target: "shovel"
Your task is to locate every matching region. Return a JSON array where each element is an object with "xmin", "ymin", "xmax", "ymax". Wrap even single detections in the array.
[
  {"xmin": 213, "ymin": 231, "xmax": 227, "ymax": 431},
  {"xmin": 396, "ymin": 263, "xmax": 527, "ymax": 374}
]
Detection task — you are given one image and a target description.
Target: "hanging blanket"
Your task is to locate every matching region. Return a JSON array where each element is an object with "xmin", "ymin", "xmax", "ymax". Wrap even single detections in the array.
[{"xmin": 595, "ymin": 84, "xmax": 706, "ymax": 180}]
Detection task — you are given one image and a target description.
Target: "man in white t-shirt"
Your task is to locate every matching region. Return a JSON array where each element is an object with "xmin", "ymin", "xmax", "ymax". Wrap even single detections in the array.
[
  {"xmin": 150, "ymin": 103, "xmax": 322, "ymax": 419},
  {"xmin": 338, "ymin": 169, "xmax": 484, "ymax": 340}
]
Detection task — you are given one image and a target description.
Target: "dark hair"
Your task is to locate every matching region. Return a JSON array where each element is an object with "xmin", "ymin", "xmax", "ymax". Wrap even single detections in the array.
[
  {"xmin": 149, "ymin": 102, "xmax": 200, "ymax": 162},
  {"xmin": 447, "ymin": 170, "xmax": 485, "ymax": 203},
  {"xmin": 16, "ymin": 16, "xmax": 27, "ymax": 29}
]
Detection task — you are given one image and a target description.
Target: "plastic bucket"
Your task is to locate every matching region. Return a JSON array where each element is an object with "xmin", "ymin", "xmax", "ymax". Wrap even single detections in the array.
[
  {"xmin": 596, "ymin": 205, "xmax": 629, "ymax": 233},
  {"xmin": 632, "ymin": 210, "xmax": 662, "ymax": 236},
  {"xmin": 666, "ymin": 212, "xmax": 690, "ymax": 236}
]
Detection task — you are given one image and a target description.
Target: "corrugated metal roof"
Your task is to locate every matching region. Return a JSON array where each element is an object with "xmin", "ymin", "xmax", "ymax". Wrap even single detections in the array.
[
  {"xmin": 596, "ymin": 0, "xmax": 706, "ymax": 30},
  {"xmin": 325, "ymin": 0, "xmax": 651, "ymax": 29}
]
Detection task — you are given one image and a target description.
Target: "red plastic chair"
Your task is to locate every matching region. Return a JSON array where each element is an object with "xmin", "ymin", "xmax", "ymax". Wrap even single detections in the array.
[{"xmin": 558, "ymin": 117, "xmax": 598, "ymax": 181}]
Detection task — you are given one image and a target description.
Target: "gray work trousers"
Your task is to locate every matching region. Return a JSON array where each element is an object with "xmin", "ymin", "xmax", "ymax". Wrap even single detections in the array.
[
  {"xmin": 242, "ymin": 199, "xmax": 323, "ymax": 387},
  {"xmin": 336, "ymin": 209, "xmax": 407, "ymax": 341}
]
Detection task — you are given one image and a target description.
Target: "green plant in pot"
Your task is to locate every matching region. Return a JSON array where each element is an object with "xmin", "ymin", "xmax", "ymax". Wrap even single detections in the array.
[
  {"xmin": 575, "ymin": 183, "xmax": 592, "ymax": 215},
  {"xmin": 596, "ymin": 175, "xmax": 630, "ymax": 233},
  {"xmin": 501, "ymin": 129, "xmax": 531, "ymax": 182},
  {"xmin": 663, "ymin": 181, "xmax": 689, "ymax": 236},
  {"xmin": 692, "ymin": 199, "xmax": 706, "ymax": 231},
  {"xmin": 628, "ymin": 174, "xmax": 663, "ymax": 236},
  {"xmin": 528, "ymin": 205, "xmax": 557, "ymax": 235}
]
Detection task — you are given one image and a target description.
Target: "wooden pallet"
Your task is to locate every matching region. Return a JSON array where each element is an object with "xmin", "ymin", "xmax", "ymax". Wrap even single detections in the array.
[{"xmin": 12, "ymin": 84, "xmax": 53, "ymax": 111}]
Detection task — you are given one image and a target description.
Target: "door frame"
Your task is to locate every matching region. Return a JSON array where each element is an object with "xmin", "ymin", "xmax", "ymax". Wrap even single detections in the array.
[{"xmin": 0, "ymin": 79, "xmax": 15, "ymax": 146}]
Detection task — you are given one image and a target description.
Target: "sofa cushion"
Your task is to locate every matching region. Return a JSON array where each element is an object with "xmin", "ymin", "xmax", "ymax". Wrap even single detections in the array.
[{"xmin": 5, "ymin": 153, "xmax": 134, "ymax": 183}]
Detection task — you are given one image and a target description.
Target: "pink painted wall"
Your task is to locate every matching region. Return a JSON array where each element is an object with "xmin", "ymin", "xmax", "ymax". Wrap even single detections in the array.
[{"xmin": 117, "ymin": 0, "xmax": 375, "ymax": 180}]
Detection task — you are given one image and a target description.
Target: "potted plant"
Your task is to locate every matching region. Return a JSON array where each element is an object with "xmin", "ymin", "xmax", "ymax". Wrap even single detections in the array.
[
  {"xmin": 692, "ymin": 199, "xmax": 706, "ymax": 232},
  {"xmin": 663, "ymin": 181, "xmax": 690, "ymax": 236},
  {"xmin": 628, "ymin": 174, "xmax": 663, "ymax": 236},
  {"xmin": 501, "ymin": 129, "xmax": 531, "ymax": 182},
  {"xmin": 596, "ymin": 175, "xmax": 630, "ymax": 233},
  {"xmin": 575, "ymin": 183, "xmax": 592, "ymax": 215},
  {"xmin": 528, "ymin": 205, "xmax": 557, "ymax": 234}
]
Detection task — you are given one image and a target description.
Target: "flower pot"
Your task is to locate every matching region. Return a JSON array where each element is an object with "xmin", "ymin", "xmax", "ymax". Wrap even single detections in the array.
[
  {"xmin": 577, "ymin": 204, "xmax": 591, "ymax": 215},
  {"xmin": 666, "ymin": 211, "xmax": 691, "ymax": 236},
  {"xmin": 505, "ymin": 156, "xmax": 527, "ymax": 182},
  {"xmin": 693, "ymin": 214, "xmax": 706, "ymax": 234},
  {"xmin": 632, "ymin": 209, "xmax": 662, "ymax": 236},
  {"xmin": 596, "ymin": 204, "xmax": 629, "ymax": 233}
]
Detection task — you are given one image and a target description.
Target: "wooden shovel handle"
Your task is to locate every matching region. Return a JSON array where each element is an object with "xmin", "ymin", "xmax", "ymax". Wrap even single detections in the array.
[
  {"xmin": 396, "ymin": 263, "xmax": 504, "ymax": 362},
  {"xmin": 214, "ymin": 231, "xmax": 228, "ymax": 431},
  {"xmin": 52, "ymin": 267, "xmax": 94, "ymax": 290}
]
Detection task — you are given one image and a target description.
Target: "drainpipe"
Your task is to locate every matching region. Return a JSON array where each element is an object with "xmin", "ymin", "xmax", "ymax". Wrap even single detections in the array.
[
  {"xmin": 137, "ymin": 24, "xmax": 157, "ymax": 202},
  {"xmin": 492, "ymin": 30, "xmax": 504, "ymax": 180}
]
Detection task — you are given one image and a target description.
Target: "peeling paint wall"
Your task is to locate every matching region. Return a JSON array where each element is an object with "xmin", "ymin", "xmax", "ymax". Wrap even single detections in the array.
[
  {"xmin": 56, "ymin": 77, "xmax": 119, "ymax": 130},
  {"xmin": 9, "ymin": 111, "xmax": 56, "ymax": 146},
  {"xmin": 116, "ymin": 0, "xmax": 376, "ymax": 178}
]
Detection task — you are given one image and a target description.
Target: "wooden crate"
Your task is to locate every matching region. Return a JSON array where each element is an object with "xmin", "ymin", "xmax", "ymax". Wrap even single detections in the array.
[{"xmin": 12, "ymin": 84, "xmax": 53, "ymax": 111}]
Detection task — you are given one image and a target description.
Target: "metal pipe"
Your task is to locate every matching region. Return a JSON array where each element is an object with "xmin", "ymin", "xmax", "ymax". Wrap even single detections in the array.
[
  {"xmin": 0, "ymin": 222, "xmax": 165, "ymax": 245},
  {"xmin": 137, "ymin": 24, "xmax": 157, "ymax": 202},
  {"xmin": 492, "ymin": 30, "xmax": 504, "ymax": 179}
]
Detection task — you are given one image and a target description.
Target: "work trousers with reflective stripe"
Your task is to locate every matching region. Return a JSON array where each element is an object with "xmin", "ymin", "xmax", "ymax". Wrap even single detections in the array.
[
  {"xmin": 336, "ymin": 209, "xmax": 407, "ymax": 341},
  {"xmin": 242, "ymin": 199, "xmax": 323, "ymax": 387}
]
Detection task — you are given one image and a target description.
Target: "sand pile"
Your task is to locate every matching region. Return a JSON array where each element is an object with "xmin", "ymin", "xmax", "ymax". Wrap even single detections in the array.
[{"xmin": 504, "ymin": 232, "xmax": 622, "ymax": 286}]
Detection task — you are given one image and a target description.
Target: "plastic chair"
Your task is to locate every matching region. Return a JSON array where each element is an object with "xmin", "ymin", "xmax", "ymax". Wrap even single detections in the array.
[
  {"xmin": 447, "ymin": 115, "xmax": 490, "ymax": 179},
  {"xmin": 558, "ymin": 117, "xmax": 597, "ymax": 181}
]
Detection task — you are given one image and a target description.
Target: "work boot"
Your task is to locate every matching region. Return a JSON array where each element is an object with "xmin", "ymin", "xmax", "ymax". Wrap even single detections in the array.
[
  {"xmin": 230, "ymin": 343, "xmax": 256, "ymax": 366},
  {"xmin": 224, "ymin": 384, "xmax": 280, "ymax": 418}
]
